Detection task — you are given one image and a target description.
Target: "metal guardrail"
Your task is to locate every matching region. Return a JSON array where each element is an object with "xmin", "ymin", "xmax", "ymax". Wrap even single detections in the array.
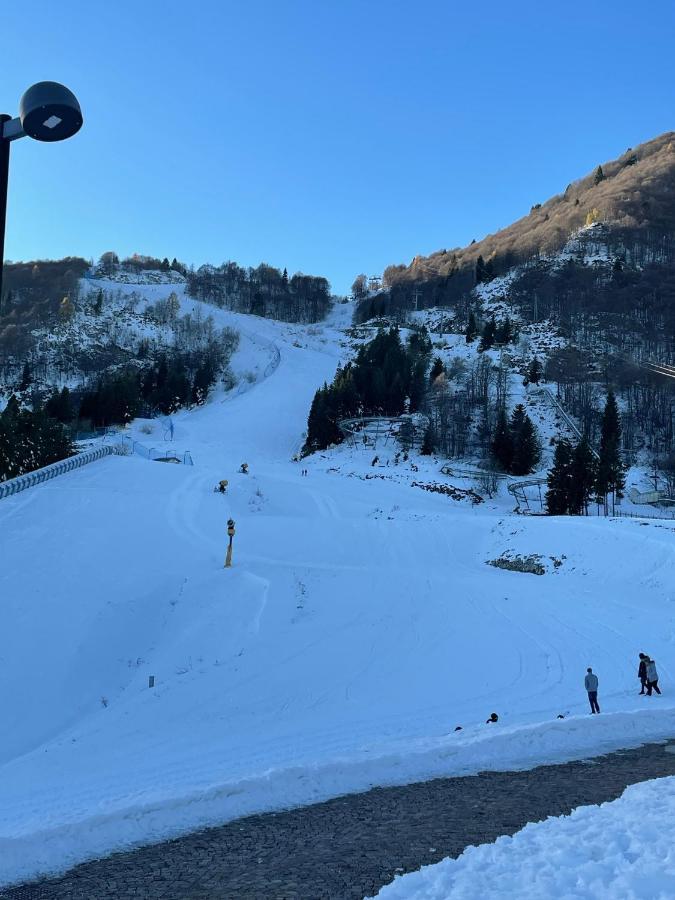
[
  {"xmin": 440, "ymin": 463, "xmax": 511, "ymax": 481},
  {"xmin": 0, "ymin": 445, "xmax": 119, "ymax": 500},
  {"xmin": 507, "ymin": 476, "xmax": 548, "ymax": 513}
]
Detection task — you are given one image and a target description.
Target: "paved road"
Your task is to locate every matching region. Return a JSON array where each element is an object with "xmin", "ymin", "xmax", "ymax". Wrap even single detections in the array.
[{"xmin": 4, "ymin": 741, "xmax": 675, "ymax": 900}]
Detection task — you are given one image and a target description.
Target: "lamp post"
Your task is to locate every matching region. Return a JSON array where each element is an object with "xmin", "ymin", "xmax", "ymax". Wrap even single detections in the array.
[
  {"xmin": 225, "ymin": 518, "xmax": 236, "ymax": 568},
  {"xmin": 0, "ymin": 81, "xmax": 83, "ymax": 306}
]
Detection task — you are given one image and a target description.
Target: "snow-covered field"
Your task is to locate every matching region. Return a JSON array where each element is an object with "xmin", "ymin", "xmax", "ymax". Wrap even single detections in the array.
[
  {"xmin": 372, "ymin": 775, "xmax": 675, "ymax": 899},
  {"xmin": 1, "ymin": 284, "xmax": 675, "ymax": 887}
]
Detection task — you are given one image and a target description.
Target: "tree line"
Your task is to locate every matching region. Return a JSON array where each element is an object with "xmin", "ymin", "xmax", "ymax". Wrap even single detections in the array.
[
  {"xmin": 187, "ymin": 262, "xmax": 331, "ymax": 323},
  {"xmin": 303, "ymin": 327, "xmax": 431, "ymax": 453}
]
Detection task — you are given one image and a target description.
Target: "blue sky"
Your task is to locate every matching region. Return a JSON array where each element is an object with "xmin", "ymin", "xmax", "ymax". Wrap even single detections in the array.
[{"xmin": 2, "ymin": 0, "xmax": 674, "ymax": 294}]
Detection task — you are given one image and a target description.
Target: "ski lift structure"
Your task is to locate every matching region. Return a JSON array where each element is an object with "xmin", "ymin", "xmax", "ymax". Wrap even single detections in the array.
[{"xmin": 338, "ymin": 413, "xmax": 429, "ymax": 450}]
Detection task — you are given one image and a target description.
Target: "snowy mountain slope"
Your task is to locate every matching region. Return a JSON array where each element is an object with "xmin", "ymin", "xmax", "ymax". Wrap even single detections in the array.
[{"xmin": 2, "ymin": 292, "xmax": 675, "ymax": 886}]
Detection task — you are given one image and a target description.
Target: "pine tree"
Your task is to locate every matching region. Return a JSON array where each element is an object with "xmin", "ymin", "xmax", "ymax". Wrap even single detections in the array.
[
  {"xmin": 495, "ymin": 317, "xmax": 512, "ymax": 345},
  {"xmin": 465, "ymin": 310, "xmax": 478, "ymax": 343},
  {"xmin": 475, "ymin": 255, "xmax": 487, "ymax": 284},
  {"xmin": 594, "ymin": 165, "xmax": 604, "ymax": 185},
  {"xmin": 526, "ymin": 357, "xmax": 543, "ymax": 385},
  {"xmin": 491, "ymin": 406, "xmax": 513, "ymax": 471},
  {"xmin": 478, "ymin": 317, "xmax": 496, "ymax": 352},
  {"xmin": 546, "ymin": 440, "xmax": 573, "ymax": 514},
  {"xmin": 19, "ymin": 362, "xmax": 32, "ymax": 392},
  {"xmin": 421, "ymin": 422, "xmax": 436, "ymax": 455},
  {"xmin": 595, "ymin": 390, "xmax": 625, "ymax": 514},
  {"xmin": 510, "ymin": 406, "xmax": 540, "ymax": 476},
  {"xmin": 429, "ymin": 357, "xmax": 445, "ymax": 384},
  {"xmin": 568, "ymin": 439, "xmax": 597, "ymax": 515},
  {"xmin": 93, "ymin": 289, "xmax": 104, "ymax": 315}
]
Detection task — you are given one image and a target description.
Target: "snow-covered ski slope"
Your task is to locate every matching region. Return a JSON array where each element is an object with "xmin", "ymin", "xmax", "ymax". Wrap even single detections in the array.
[{"xmin": 2, "ymin": 287, "xmax": 675, "ymax": 886}]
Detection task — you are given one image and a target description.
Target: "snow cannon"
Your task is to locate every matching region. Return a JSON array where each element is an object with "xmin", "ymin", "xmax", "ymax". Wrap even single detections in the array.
[{"xmin": 225, "ymin": 518, "xmax": 236, "ymax": 568}]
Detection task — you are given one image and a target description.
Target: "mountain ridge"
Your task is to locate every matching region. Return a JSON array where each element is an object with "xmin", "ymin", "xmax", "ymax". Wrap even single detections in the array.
[{"xmin": 385, "ymin": 130, "xmax": 675, "ymax": 287}]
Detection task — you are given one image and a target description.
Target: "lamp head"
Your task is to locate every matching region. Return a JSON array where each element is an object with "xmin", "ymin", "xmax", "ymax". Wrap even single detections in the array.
[{"xmin": 19, "ymin": 81, "xmax": 83, "ymax": 142}]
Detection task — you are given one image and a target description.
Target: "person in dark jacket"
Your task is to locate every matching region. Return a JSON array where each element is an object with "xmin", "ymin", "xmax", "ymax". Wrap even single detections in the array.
[
  {"xmin": 585, "ymin": 667, "xmax": 600, "ymax": 713},
  {"xmin": 486, "ymin": 712, "xmax": 499, "ymax": 724},
  {"xmin": 645, "ymin": 657, "xmax": 661, "ymax": 695},
  {"xmin": 638, "ymin": 653, "xmax": 648, "ymax": 694}
]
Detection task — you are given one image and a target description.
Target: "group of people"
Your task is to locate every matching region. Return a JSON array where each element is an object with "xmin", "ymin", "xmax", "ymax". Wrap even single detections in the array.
[
  {"xmin": 638, "ymin": 653, "xmax": 661, "ymax": 696},
  {"xmin": 584, "ymin": 653, "xmax": 662, "ymax": 715}
]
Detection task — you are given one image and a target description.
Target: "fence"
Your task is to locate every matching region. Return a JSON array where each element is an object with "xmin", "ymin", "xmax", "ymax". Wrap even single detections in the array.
[
  {"xmin": 0, "ymin": 445, "xmax": 119, "ymax": 501},
  {"xmin": 114, "ymin": 434, "xmax": 193, "ymax": 465}
]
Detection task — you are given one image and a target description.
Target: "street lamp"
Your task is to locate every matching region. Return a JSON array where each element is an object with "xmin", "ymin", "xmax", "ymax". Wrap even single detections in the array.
[{"xmin": 0, "ymin": 81, "xmax": 83, "ymax": 305}]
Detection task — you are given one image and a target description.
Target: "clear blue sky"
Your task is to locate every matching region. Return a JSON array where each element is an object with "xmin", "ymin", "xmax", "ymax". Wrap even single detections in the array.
[{"xmin": 2, "ymin": 0, "xmax": 674, "ymax": 294}]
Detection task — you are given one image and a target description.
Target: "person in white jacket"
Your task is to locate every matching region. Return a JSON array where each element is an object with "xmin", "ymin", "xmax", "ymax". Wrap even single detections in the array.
[
  {"xmin": 585, "ymin": 667, "xmax": 600, "ymax": 713},
  {"xmin": 645, "ymin": 657, "xmax": 661, "ymax": 696}
]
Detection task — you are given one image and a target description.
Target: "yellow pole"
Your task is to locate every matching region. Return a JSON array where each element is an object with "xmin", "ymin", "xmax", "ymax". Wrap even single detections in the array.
[{"xmin": 225, "ymin": 519, "xmax": 235, "ymax": 567}]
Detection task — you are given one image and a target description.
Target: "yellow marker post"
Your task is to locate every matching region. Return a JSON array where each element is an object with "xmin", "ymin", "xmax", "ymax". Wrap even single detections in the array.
[{"xmin": 225, "ymin": 518, "xmax": 235, "ymax": 568}]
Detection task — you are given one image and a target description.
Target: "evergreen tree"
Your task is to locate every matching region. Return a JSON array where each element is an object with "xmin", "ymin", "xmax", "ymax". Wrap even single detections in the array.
[
  {"xmin": 19, "ymin": 362, "xmax": 32, "ymax": 392},
  {"xmin": 595, "ymin": 390, "xmax": 625, "ymax": 514},
  {"xmin": 282, "ymin": 267, "xmax": 289, "ymax": 289},
  {"xmin": 45, "ymin": 387, "xmax": 73, "ymax": 424},
  {"xmin": 93, "ymin": 289, "xmax": 104, "ymax": 315},
  {"xmin": 429, "ymin": 357, "xmax": 445, "ymax": 384},
  {"xmin": 510, "ymin": 405, "xmax": 540, "ymax": 475},
  {"xmin": 546, "ymin": 440, "xmax": 573, "ymax": 514},
  {"xmin": 527, "ymin": 357, "xmax": 543, "ymax": 384},
  {"xmin": 491, "ymin": 406, "xmax": 513, "ymax": 471},
  {"xmin": 594, "ymin": 165, "xmax": 604, "ymax": 185},
  {"xmin": 465, "ymin": 310, "xmax": 478, "ymax": 343},
  {"xmin": 421, "ymin": 421, "xmax": 436, "ymax": 455},
  {"xmin": 495, "ymin": 317, "xmax": 512, "ymax": 345},
  {"xmin": 475, "ymin": 255, "xmax": 487, "ymax": 284},
  {"xmin": 569, "ymin": 438, "xmax": 597, "ymax": 515},
  {"xmin": 478, "ymin": 317, "xmax": 496, "ymax": 352},
  {"xmin": 408, "ymin": 359, "xmax": 427, "ymax": 412}
]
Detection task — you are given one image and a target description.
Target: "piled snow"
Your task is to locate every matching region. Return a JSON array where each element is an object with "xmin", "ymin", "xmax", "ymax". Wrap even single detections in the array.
[
  {"xmin": 372, "ymin": 774, "xmax": 675, "ymax": 899},
  {"xmin": 2, "ymin": 288, "xmax": 675, "ymax": 886}
]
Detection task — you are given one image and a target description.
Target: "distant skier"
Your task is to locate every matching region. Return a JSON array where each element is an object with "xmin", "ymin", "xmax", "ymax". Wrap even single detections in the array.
[
  {"xmin": 239, "ymin": 462, "xmax": 249, "ymax": 474},
  {"xmin": 486, "ymin": 712, "xmax": 499, "ymax": 724},
  {"xmin": 645, "ymin": 656, "xmax": 661, "ymax": 695},
  {"xmin": 638, "ymin": 652, "xmax": 648, "ymax": 695},
  {"xmin": 585, "ymin": 667, "xmax": 600, "ymax": 714},
  {"xmin": 215, "ymin": 479, "xmax": 228, "ymax": 494}
]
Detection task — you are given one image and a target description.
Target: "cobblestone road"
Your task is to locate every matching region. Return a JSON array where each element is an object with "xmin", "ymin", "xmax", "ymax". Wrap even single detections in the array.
[{"xmin": 4, "ymin": 741, "xmax": 675, "ymax": 900}]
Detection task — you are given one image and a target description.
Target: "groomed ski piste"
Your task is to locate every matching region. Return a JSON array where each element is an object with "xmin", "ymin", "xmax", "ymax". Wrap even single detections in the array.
[{"xmin": 2, "ymin": 281, "xmax": 675, "ymax": 889}]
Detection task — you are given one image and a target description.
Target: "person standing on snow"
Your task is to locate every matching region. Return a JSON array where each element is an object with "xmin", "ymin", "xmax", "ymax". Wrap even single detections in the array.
[
  {"xmin": 585, "ymin": 667, "xmax": 600, "ymax": 714},
  {"xmin": 645, "ymin": 656, "xmax": 661, "ymax": 695},
  {"xmin": 638, "ymin": 653, "xmax": 648, "ymax": 694}
]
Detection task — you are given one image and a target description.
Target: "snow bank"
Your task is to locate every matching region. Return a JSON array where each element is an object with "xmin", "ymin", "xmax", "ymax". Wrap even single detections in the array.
[
  {"xmin": 372, "ymin": 774, "xmax": 675, "ymax": 899},
  {"xmin": 2, "ymin": 710, "xmax": 675, "ymax": 887}
]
